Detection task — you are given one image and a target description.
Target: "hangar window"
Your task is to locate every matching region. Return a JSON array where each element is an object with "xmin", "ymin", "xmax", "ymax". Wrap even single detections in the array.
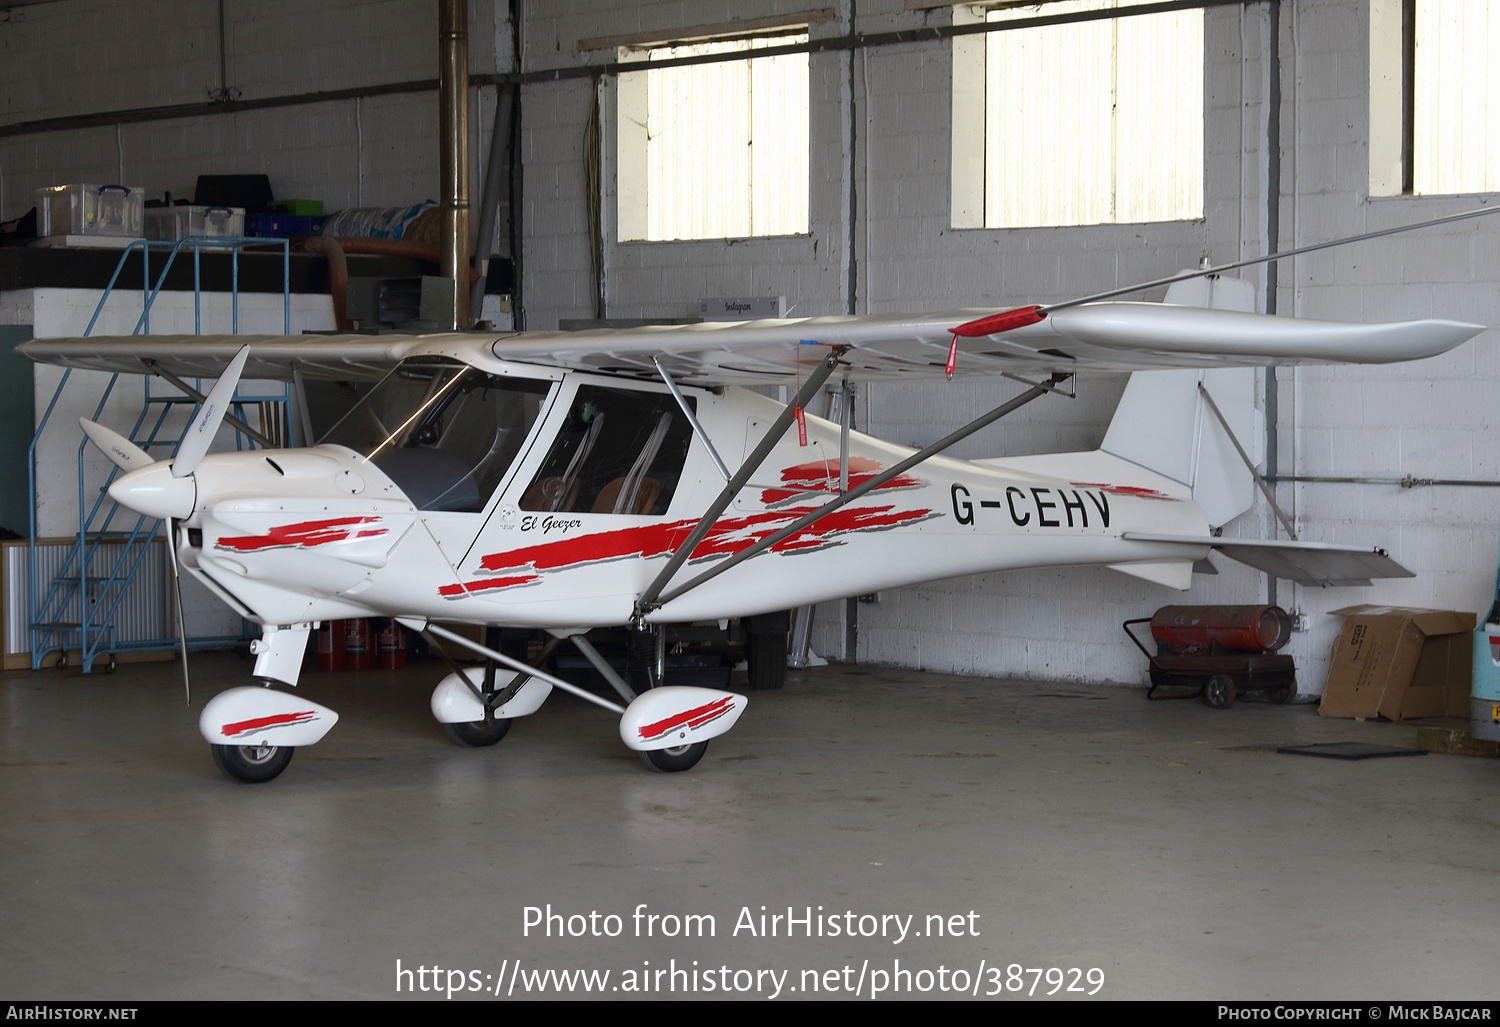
[
  {"xmin": 951, "ymin": 1, "xmax": 1204, "ymax": 228},
  {"xmin": 1370, "ymin": 0, "xmax": 1500, "ymax": 196},
  {"xmin": 616, "ymin": 31, "xmax": 810, "ymax": 241}
]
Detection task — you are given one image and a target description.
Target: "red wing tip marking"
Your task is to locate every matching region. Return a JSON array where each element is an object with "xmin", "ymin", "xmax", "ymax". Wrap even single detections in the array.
[
  {"xmin": 220, "ymin": 711, "xmax": 317, "ymax": 737},
  {"xmin": 951, "ymin": 305, "xmax": 1046, "ymax": 338},
  {"xmin": 637, "ymin": 696, "xmax": 736, "ymax": 741}
]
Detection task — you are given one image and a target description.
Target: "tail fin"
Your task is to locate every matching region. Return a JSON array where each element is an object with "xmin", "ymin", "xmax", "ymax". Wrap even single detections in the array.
[{"xmin": 1100, "ymin": 274, "xmax": 1264, "ymax": 529}]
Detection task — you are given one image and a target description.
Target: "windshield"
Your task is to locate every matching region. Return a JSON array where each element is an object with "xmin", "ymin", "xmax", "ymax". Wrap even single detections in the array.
[{"xmin": 321, "ymin": 358, "xmax": 552, "ymax": 512}]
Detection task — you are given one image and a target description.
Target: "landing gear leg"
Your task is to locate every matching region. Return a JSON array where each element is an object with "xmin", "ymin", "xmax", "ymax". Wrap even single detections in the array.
[
  {"xmin": 744, "ymin": 611, "xmax": 790, "ymax": 690},
  {"xmin": 441, "ymin": 627, "xmax": 527, "ymax": 747}
]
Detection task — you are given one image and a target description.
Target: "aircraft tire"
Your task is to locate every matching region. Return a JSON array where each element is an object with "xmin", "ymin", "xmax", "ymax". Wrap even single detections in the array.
[
  {"xmin": 746, "ymin": 630, "xmax": 786, "ymax": 690},
  {"xmin": 443, "ymin": 717, "xmax": 513, "ymax": 747},
  {"xmin": 211, "ymin": 743, "xmax": 295, "ymax": 783},
  {"xmin": 639, "ymin": 741, "xmax": 708, "ymax": 773}
]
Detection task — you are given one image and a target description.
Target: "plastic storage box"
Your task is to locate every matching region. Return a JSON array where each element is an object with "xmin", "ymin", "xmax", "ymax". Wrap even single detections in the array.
[
  {"xmin": 267, "ymin": 199, "xmax": 324, "ymax": 216},
  {"xmin": 144, "ymin": 205, "xmax": 245, "ymax": 241},
  {"xmin": 247, "ymin": 213, "xmax": 327, "ymax": 238},
  {"xmin": 37, "ymin": 184, "xmax": 145, "ymax": 237}
]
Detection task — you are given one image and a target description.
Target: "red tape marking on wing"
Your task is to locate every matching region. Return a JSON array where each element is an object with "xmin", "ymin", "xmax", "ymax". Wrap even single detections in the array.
[
  {"xmin": 220, "ymin": 711, "xmax": 318, "ymax": 737},
  {"xmin": 637, "ymin": 696, "xmax": 736, "ymax": 742},
  {"xmin": 218, "ymin": 516, "xmax": 388, "ymax": 552}
]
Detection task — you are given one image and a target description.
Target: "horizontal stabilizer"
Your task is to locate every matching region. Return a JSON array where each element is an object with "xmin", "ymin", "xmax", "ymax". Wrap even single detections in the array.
[
  {"xmin": 1107, "ymin": 560, "xmax": 1196, "ymax": 590},
  {"xmin": 1122, "ymin": 533, "xmax": 1415, "ymax": 588}
]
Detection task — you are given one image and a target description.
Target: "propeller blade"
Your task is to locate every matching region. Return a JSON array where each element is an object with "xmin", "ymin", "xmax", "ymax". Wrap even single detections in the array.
[
  {"xmin": 79, "ymin": 419, "xmax": 153, "ymax": 472},
  {"xmin": 173, "ymin": 345, "xmax": 250, "ymax": 479},
  {"xmin": 165, "ymin": 517, "xmax": 191, "ymax": 705}
]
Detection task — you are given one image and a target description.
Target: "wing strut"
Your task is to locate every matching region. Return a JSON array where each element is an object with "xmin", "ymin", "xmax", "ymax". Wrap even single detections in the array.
[
  {"xmin": 654, "ymin": 356, "xmax": 731, "ymax": 481},
  {"xmin": 635, "ymin": 346, "xmax": 848, "ymax": 616},
  {"xmin": 143, "ymin": 359, "xmax": 277, "ymax": 449},
  {"xmin": 418, "ymin": 621, "xmax": 628, "ymax": 714},
  {"xmin": 642, "ymin": 372, "xmax": 1072, "ymax": 613}
]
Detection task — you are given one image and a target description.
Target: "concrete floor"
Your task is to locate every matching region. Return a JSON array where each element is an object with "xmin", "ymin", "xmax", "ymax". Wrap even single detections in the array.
[{"xmin": 2, "ymin": 652, "xmax": 1498, "ymax": 1001}]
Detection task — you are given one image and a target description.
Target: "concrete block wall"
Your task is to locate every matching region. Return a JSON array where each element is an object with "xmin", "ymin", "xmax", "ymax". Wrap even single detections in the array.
[
  {"xmin": 2, "ymin": 287, "xmax": 337, "ymax": 537},
  {"xmin": 0, "ymin": 0, "xmax": 509, "ymax": 222},
  {"xmin": 5, "ymin": 0, "xmax": 1499, "ymax": 696}
]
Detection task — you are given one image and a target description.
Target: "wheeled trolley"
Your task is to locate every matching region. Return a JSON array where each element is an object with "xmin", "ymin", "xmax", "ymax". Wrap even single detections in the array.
[{"xmin": 1124, "ymin": 605, "xmax": 1298, "ymax": 709}]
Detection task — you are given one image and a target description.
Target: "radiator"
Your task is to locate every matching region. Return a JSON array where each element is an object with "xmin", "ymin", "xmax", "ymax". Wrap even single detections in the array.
[{"xmin": 5, "ymin": 537, "xmax": 173, "ymax": 661}]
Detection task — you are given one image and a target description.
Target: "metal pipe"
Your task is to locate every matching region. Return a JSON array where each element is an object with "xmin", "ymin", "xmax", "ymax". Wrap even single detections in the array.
[
  {"xmin": 470, "ymin": 85, "xmax": 512, "ymax": 320},
  {"xmin": 0, "ymin": 0, "xmax": 1257, "ymax": 140},
  {"xmin": 439, "ymin": 0, "xmax": 471, "ymax": 330},
  {"xmin": 1267, "ymin": 475, "xmax": 1500, "ymax": 489}
]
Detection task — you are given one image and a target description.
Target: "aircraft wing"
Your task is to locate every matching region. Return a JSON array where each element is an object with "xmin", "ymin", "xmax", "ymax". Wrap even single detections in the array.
[
  {"xmin": 1122, "ymin": 532, "xmax": 1416, "ymax": 587},
  {"xmin": 16, "ymin": 333, "xmax": 422, "ymax": 382},
  {"xmin": 15, "ymin": 302, "xmax": 1483, "ymax": 385}
]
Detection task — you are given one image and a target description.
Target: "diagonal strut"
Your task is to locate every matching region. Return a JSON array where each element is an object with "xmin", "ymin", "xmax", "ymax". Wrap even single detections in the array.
[
  {"xmin": 634, "ymin": 346, "xmax": 847, "ymax": 615},
  {"xmin": 644, "ymin": 372, "xmax": 1072, "ymax": 612}
]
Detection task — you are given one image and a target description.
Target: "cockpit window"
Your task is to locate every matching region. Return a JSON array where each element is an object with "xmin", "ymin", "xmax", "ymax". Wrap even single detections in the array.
[
  {"xmin": 520, "ymin": 385, "xmax": 693, "ymax": 515},
  {"xmin": 321, "ymin": 358, "xmax": 552, "ymax": 512}
]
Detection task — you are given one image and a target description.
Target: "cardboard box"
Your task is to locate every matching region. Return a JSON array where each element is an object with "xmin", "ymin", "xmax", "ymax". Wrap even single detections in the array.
[{"xmin": 1319, "ymin": 606, "xmax": 1476, "ymax": 721}]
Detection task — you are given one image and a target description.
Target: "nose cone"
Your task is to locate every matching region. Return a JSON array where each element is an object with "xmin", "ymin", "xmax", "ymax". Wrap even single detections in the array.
[{"xmin": 108, "ymin": 462, "xmax": 196, "ymax": 520}]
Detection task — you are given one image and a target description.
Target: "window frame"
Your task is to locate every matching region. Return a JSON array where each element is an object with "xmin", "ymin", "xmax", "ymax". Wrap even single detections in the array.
[
  {"xmin": 1370, "ymin": 0, "xmax": 1500, "ymax": 198},
  {"xmin": 616, "ymin": 28, "xmax": 812, "ymax": 243},
  {"xmin": 950, "ymin": 0, "xmax": 1206, "ymax": 230}
]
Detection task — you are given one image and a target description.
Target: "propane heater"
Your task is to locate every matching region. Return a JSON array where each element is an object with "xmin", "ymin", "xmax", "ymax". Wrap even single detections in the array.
[{"xmin": 1124, "ymin": 605, "xmax": 1297, "ymax": 709}]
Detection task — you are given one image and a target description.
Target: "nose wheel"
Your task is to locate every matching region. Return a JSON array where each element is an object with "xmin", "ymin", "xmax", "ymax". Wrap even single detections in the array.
[
  {"xmin": 639, "ymin": 741, "xmax": 709, "ymax": 773},
  {"xmin": 442, "ymin": 717, "xmax": 513, "ymax": 747},
  {"xmin": 211, "ymin": 743, "xmax": 295, "ymax": 783}
]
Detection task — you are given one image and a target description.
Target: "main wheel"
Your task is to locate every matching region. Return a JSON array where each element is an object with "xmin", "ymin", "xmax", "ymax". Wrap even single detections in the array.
[
  {"xmin": 1270, "ymin": 678, "xmax": 1297, "ymax": 704},
  {"xmin": 1204, "ymin": 675, "xmax": 1237, "ymax": 710},
  {"xmin": 211, "ymin": 743, "xmax": 294, "ymax": 783},
  {"xmin": 746, "ymin": 630, "xmax": 787, "ymax": 690},
  {"xmin": 639, "ymin": 741, "xmax": 709, "ymax": 773},
  {"xmin": 443, "ymin": 717, "xmax": 512, "ymax": 747}
]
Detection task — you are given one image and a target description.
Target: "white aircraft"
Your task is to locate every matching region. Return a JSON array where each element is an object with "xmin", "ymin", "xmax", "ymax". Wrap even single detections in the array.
[{"xmin": 19, "ymin": 267, "xmax": 1484, "ymax": 783}]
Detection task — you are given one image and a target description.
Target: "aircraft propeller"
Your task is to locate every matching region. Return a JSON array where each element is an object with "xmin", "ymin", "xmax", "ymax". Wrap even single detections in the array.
[{"xmin": 78, "ymin": 345, "xmax": 252, "ymax": 704}]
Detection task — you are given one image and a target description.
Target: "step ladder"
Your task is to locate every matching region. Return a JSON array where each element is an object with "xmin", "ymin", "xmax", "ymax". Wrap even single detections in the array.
[{"xmin": 26, "ymin": 236, "xmax": 295, "ymax": 672}]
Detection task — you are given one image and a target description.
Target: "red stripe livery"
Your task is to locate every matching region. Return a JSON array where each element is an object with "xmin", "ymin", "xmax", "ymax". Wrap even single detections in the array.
[
  {"xmin": 637, "ymin": 696, "xmax": 736, "ymax": 742},
  {"xmin": 219, "ymin": 711, "xmax": 318, "ymax": 737},
  {"xmin": 217, "ymin": 517, "xmax": 388, "ymax": 552}
]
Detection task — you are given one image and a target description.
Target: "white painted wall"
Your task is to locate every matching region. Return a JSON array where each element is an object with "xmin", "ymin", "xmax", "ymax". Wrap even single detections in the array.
[
  {"xmin": 4, "ymin": 0, "xmax": 1498, "ymax": 695},
  {"xmin": 0, "ymin": 0, "xmax": 513, "ymax": 220},
  {"xmin": 3, "ymin": 287, "xmax": 336, "ymax": 538}
]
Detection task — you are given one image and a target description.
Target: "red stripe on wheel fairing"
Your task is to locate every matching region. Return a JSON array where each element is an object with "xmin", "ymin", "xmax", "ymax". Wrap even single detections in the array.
[
  {"xmin": 637, "ymin": 696, "xmax": 735, "ymax": 742},
  {"xmin": 220, "ymin": 710, "xmax": 317, "ymax": 737}
]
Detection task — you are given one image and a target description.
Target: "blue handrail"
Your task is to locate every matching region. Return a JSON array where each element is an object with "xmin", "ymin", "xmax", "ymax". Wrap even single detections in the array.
[{"xmin": 27, "ymin": 236, "xmax": 292, "ymax": 671}]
